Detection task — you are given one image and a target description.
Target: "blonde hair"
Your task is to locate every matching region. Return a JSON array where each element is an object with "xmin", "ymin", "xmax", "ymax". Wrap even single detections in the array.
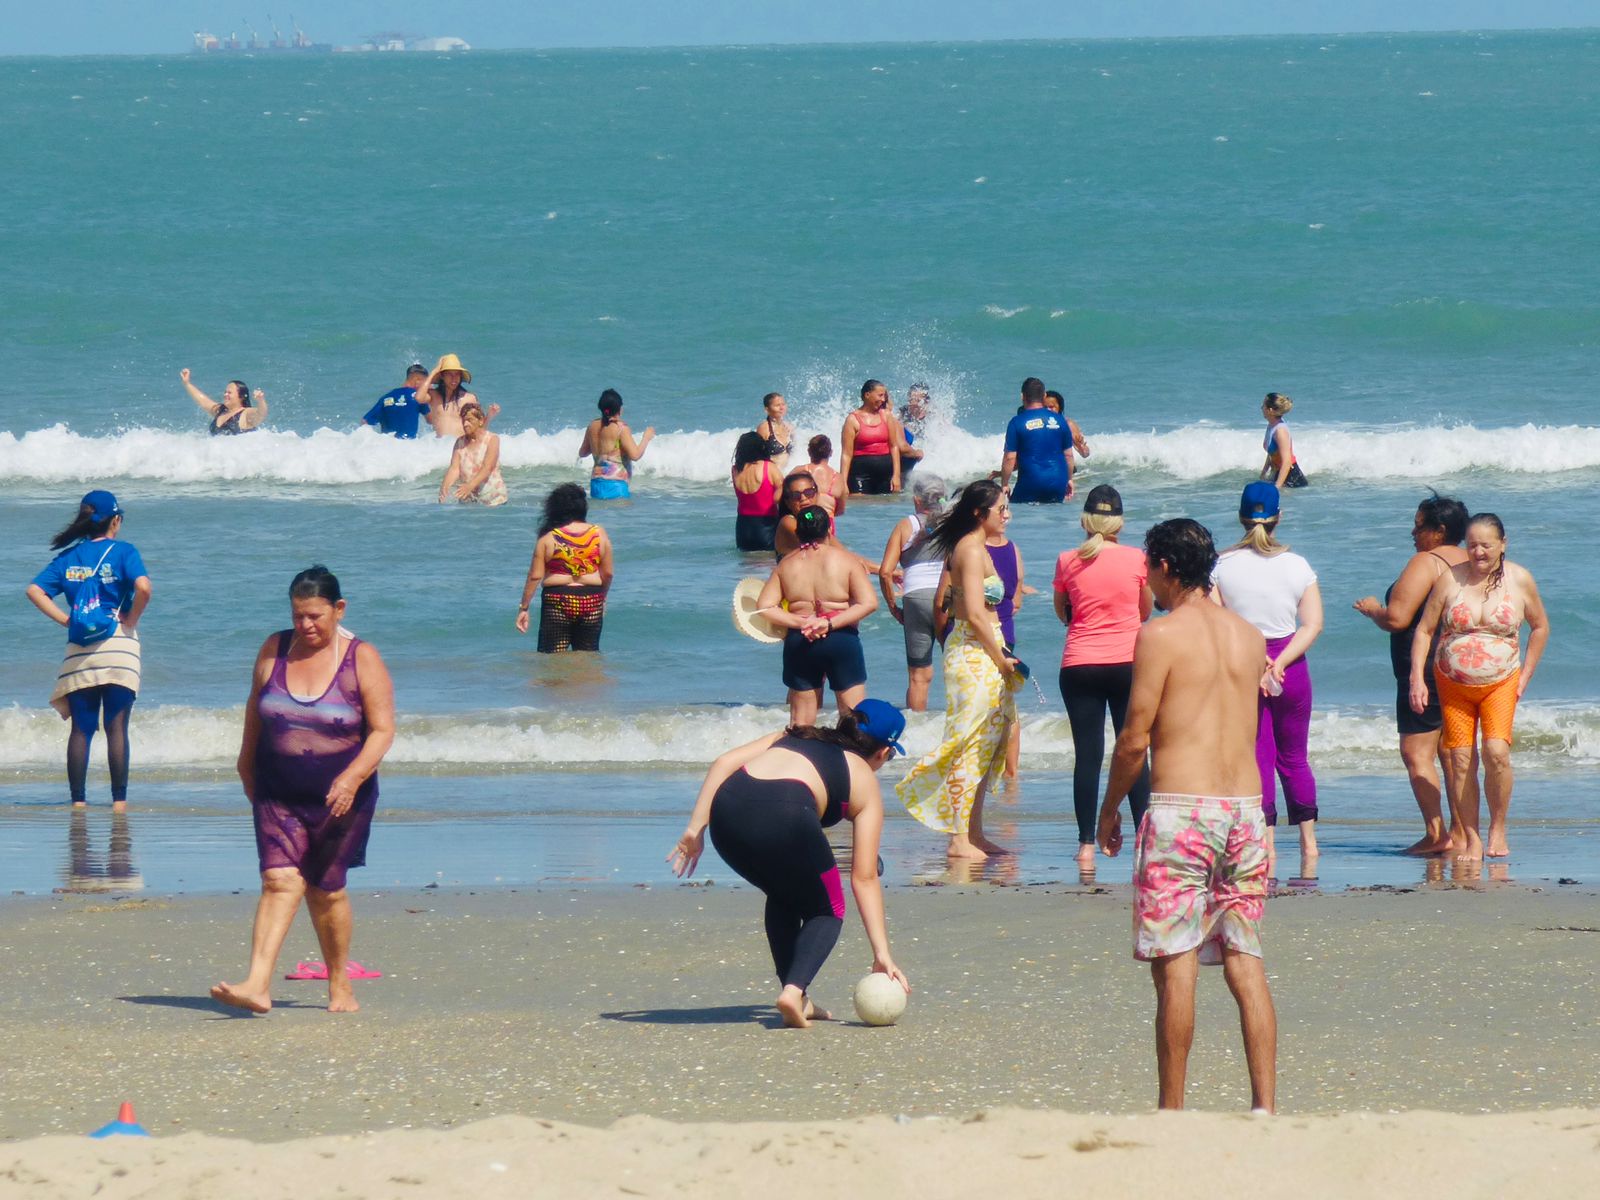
[
  {"xmin": 1077, "ymin": 512, "xmax": 1125, "ymax": 560},
  {"xmin": 1263, "ymin": 392, "xmax": 1293, "ymax": 417},
  {"xmin": 1234, "ymin": 517, "xmax": 1288, "ymax": 556}
]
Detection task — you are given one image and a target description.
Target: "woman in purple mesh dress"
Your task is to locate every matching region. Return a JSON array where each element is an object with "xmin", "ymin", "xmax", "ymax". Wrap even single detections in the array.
[{"xmin": 211, "ymin": 566, "xmax": 396, "ymax": 1014}]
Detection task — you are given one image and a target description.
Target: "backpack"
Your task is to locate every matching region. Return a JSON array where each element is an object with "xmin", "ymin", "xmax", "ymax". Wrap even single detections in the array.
[{"xmin": 66, "ymin": 543, "xmax": 119, "ymax": 646}]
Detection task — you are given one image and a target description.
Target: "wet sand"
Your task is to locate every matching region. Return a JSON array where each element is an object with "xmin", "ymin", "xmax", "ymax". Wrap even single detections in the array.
[{"xmin": 3, "ymin": 880, "xmax": 1599, "ymax": 1144}]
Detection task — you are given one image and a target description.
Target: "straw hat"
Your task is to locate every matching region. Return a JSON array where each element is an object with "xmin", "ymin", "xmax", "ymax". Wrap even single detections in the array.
[
  {"xmin": 435, "ymin": 353, "xmax": 472, "ymax": 384},
  {"xmin": 731, "ymin": 577, "xmax": 784, "ymax": 644}
]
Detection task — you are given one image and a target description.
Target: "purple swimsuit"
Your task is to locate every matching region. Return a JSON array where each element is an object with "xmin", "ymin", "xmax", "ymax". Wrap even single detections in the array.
[
  {"xmin": 251, "ymin": 631, "xmax": 378, "ymax": 891},
  {"xmin": 987, "ymin": 541, "xmax": 1020, "ymax": 648}
]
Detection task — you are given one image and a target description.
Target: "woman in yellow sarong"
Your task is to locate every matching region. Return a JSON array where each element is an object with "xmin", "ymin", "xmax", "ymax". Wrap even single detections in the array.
[{"xmin": 896, "ymin": 480, "xmax": 1019, "ymax": 859}]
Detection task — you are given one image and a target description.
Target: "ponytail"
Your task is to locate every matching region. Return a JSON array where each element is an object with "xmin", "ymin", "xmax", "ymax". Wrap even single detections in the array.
[
  {"xmin": 1233, "ymin": 518, "xmax": 1287, "ymax": 556},
  {"xmin": 786, "ymin": 709, "xmax": 888, "ymax": 758},
  {"xmin": 1077, "ymin": 512, "xmax": 1124, "ymax": 561},
  {"xmin": 50, "ymin": 503, "xmax": 114, "ymax": 551}
]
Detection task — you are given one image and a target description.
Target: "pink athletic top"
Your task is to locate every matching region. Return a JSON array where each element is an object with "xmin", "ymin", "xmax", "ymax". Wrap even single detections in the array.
[
  {"xmin": 734, "ymin": 465, "xmax": 779, "ymax": 517},
  {"xmin": 852, "ymin": 412, "xmax": 892, "ymax": 456},
  {"xmin": 1053, "ymin": 541, "xmax": 1147, "ymax": 667}
]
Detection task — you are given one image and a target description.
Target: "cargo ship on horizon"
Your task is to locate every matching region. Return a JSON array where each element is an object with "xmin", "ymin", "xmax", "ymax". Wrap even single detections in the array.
[{"xmin": 192, "ymin": 16, "xmax": 329, "ymax": 53}]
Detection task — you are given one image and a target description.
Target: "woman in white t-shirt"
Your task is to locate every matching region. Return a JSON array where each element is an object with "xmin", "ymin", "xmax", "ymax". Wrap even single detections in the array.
[{"xmin": 1212, "ymin": 482, "xmax": 1324, "ymax": 874}]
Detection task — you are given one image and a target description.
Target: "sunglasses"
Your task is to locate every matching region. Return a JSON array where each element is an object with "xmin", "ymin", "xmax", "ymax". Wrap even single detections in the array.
[{"xmin": 787, "ymin": 485, "xmax": 819, "ymax": 499}]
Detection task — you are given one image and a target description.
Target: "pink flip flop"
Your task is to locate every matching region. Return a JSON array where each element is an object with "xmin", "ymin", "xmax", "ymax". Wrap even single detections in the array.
[{"xmin": 284, "ymin": 961, "xmax": 383, "ymax": 981}]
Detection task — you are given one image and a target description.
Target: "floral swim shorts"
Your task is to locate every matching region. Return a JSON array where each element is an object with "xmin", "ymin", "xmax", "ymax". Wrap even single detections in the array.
[{"xmin": 1133, "ymin": 793, "xmax": 1268, "ymax": 964}]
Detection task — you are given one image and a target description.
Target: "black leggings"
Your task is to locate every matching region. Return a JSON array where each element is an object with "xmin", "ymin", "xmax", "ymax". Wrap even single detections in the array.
[
  {"xmin": 1059, "ymin": 664, "xmax": 1150, "ymax": 844},
  {"xmin": 847, "ymin": 454, "xmax": 895, "ymax": 495},
  {"xmin": 66, "ymin": 684, "xmax": 135, "ymax": 804},
  {"xmin": 538, "ymin": 585, "xmax": 605, "ymax": 652},
  {"xmin": 708, "ymin": 771, "xmax": 844, "ymax": 993}
]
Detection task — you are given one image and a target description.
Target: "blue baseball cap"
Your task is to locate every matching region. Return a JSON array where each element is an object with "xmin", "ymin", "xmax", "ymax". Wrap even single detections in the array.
[
  {"xmin": 1239, "ymin": 481, "xmax": 1280, "ymax": 522},
  {"xmin": 82, "ymin": 490, "xmax": 122, "ymax": 521},
  {"xmin": 853, "ymin": 699, "xmax": 907, "ymax": 757}
]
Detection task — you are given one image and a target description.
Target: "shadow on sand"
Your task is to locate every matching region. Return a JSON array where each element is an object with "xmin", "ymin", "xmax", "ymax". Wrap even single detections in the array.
[{"xmin": 601, "ymin": 1004, "xmax": 784, "ymax": 1028}]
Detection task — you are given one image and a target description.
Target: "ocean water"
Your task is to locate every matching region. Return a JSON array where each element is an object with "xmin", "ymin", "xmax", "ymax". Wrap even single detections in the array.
[{"xmin": 3, "ymin": 32, "xmax": 1598, "ymax": 895}]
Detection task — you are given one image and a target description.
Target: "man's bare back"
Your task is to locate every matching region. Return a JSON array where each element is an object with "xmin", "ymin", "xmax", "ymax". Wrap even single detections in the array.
[{"xmin": 1140, "ymin": 598, "xmax": 1264, "ymax": 797}]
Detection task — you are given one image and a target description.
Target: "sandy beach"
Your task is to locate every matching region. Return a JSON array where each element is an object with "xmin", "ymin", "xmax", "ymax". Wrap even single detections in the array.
[{"xmin": 3, "ymin": 881, "xmax": 1599, "ymax": 1145}]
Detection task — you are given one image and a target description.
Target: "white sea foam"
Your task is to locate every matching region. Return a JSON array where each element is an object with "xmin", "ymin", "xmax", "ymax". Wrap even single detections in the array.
[
  {"xmin": 3, "ymin": 420, "xmax": 1599, "ymax": 492},
  {"xmin": 2, "ymin": 701, "xmax": 1596, "ymax": 777}
]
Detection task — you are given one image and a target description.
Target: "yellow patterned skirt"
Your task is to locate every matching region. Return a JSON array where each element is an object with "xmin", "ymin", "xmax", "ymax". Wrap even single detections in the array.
[{"xmin": 897, "ymin": 618, "xmax": 1016, "ymax": 834}]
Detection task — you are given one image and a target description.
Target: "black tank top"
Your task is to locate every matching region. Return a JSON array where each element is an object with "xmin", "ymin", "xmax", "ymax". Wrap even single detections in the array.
[
  {"xmin": 1387, "ymin": 550, "xmax": 1452, "ymax": 679},
  {"xmin": 774, "ymin": 734, "xmax": 852, "ymax": 827}
]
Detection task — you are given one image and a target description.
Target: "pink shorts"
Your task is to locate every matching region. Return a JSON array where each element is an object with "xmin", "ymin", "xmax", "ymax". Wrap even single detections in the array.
[{"xmin": 1133, "ymin": 793, "xmax": 1268, "ymax": 964}]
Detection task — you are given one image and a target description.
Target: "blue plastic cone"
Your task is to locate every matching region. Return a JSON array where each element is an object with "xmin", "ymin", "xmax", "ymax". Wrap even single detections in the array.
[{"xmin": 89, "ymin": 1101, "xmax": 150, "ymax": 1138}]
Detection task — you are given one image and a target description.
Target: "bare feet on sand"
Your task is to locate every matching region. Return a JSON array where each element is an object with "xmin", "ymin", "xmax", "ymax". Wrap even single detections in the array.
[
  {"xmin": 776, "ymin": 986, "xmax": 810, "ymax": 1028},
  {"xmin": 1076, "ymin": 843, "xmax": 1097, "ymax": 868},
  {"xmin": 1456, "ymin": 830, "xmax": 1485, "ymax": 861},
  {"xmin": 947, "ymin": 836, "xmax": 987, "ymax": 860},
  {"xmin": 971, "ymin": 833, "xmax": 1012, "ymax": 856},
  {"xmin": 1485, "ymin": 827, "xmax": 1510, "ymax": 858},
  {"xmin": 1403, "ymin": 834, "xmax": 1454, "ymax": 855},
  {"xmin": 327, "ymin": 980, "xmax": 360, "ymax": 1013},
  {"xmin": 802, "ymin": 997, "xmax": 833, "ymax": 1022},
  {"xmin": 210, "ymin": 981, "xmax": 271, "ymax": 1014}
]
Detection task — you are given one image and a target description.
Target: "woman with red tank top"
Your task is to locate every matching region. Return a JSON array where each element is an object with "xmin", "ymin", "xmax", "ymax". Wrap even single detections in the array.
[
  {"xmin": 732, "ymin": 432, "xmax": 782, "ymax": 551},
  {"xmin": 841, "ymin": 379, "xmax": 902, "ymax": 496}
]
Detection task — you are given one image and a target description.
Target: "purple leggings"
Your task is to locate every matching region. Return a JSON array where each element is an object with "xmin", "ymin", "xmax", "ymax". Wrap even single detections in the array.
[{"xmin": 1257, "ymin": 635, "xmax": 1318, "ymax": 827}]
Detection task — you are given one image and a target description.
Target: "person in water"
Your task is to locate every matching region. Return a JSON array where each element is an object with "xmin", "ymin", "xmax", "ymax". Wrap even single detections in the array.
[
  {"xmin": 668, "ymin": 702, "xmax": 912, "ymax": 1029},
  {"xmin": 1001, "ymin": 377, "xmax": 1073, "ymax": 503},
  {"xmin": 877, "ymin": 474, "xmax": 947, "ymax": 712},
  {"xmin": 755, "ymin": 392, "xmax": 794, "ymax": 473},
  {"xmin": 898, "ymin": 383, "xmax": 931, "ymax": 473},
  {"xmin": 438, "ymin": 402, "xmax": 508, "ymax": 506},
  {"xmin": 212, "ymin": 566, "xmax": 396, "ymax": 1015},
  {"xmin": 732, "ymin": 431, "xmax": 783, "ymax": 552},
  {"xmin": 180, "ymin": 368, "xmax": 267, "ymax": 435},
  {"xmin": 1212, "ymin": 483, "xmax": 1324, "ymax": 876},
  {"xmin": 1045, "ymin": 389, "xmax": 1092, "ymax": 459},
  {"xmin": 25, "ymin": 490, "xmax": 152, "ymax": 809},
  {"xmin": 757, "ymin": 506, "xmax": 879, "ymax": 726},
  {"xmin": 419, "ymin": 354, "xmax": 499, "ymax": 439},
  {"xmin": 1409, "ymin": 514, "xmax": 1550, "ymax": 860},
  {"xmin": 516, "ymin": 483, "xmax": 614, "ymax": 652},
  {"xmin": 840, "ymin": 379, "xmax": 902, "ymax": 495},
  {"xmin": 1259, "ymin": 392, "xmax": 1307, "ymax": 489},
  {"xmin": 801, "ymin": 435, "xmax": 847, "ymax": 524},
  {"xmin": 361, "ymin": 363, "xmax": 431, "ymax": 439},
  {"xmin": 897, "ymin": 480, "xmax": 1019, "ymax": 860},
  {"xmin": 579, "ymin": 389, "xmax": 655, "ymax": 501},
  {"xmin": 1353, "ymin": 493, "xmax": 1473, "ymax": 855},
  {"xmin": 1097, "ymin": 519, "xmax": 1276, "ymax": 1114}
]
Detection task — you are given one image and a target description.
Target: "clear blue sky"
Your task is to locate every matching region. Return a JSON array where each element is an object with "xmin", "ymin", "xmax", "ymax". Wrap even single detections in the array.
[{"xmin": 5, "ymin": 1, "xmax": 1597, "ymax": 56}]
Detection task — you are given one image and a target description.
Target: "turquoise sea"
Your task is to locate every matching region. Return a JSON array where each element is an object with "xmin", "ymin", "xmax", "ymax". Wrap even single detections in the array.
[{"xmin": 2, "ymin": 31, "xmax": 1598, "ymax": 895}]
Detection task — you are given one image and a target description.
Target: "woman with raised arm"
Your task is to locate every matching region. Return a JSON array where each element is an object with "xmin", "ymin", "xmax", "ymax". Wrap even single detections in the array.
[
  {"xmin": 180, "ymin": 368, "xmax": 267, "ymax": 435},
  {"xmin": 579, "ymin": 389, "xmax": 654, "ymax": 501},
  {"xmin": 668, "ymin": 702, "xmax": 912, "ymax": 1028},
  {"xmin": 1409, "ymin": 513, "xmax": 1549, "ymax": 860},
  {"xmin": 896, "ymin": 479, "xmax": 1019, "ymax": 860}
]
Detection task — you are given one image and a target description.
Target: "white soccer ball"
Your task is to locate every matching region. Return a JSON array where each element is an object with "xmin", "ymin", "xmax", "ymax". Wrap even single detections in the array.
[{"xmin": 853, "ymin": 972, "xmax": 908, "ymax": 1026}]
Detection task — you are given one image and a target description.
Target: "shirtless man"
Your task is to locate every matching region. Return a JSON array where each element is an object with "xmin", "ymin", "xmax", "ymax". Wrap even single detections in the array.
[
  {"xmin": 1097, "ymin": 518, "xmax": 1276, "ymax": 1114},
  {"xmin": 756, "ymin": 506, "xmax": 879, "ymax": 726}
]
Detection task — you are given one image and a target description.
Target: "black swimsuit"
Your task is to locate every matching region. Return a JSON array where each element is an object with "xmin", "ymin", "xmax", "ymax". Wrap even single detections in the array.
[
  {"xmin": 210, "ymin": 408, "xmax": 249, "ymax": 436},
  {"xmin": 707, "ymin": 736, "xmax": 854, "ymax": 992}
]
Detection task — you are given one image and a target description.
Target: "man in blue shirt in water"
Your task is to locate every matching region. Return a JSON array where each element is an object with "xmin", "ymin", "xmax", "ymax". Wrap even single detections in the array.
[
  {"xmin": 1000, "ymin": 377, "xmax": 1073, "ymax": 503},
  {"xmin": 360, "ymin": 364, "xmax": 431, "ymax": 438}
]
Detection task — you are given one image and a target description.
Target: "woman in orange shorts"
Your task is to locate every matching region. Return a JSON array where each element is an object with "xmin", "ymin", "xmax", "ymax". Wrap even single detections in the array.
[{"xmin": 1409, "ymin": 514, "xmax": 1550, "ymax": 860}]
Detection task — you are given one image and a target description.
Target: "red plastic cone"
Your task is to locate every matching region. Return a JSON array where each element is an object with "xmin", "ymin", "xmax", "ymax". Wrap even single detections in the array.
[{"xmin": 117, "ymin": 1102, "xmax": 136, "ymax": 1124}]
